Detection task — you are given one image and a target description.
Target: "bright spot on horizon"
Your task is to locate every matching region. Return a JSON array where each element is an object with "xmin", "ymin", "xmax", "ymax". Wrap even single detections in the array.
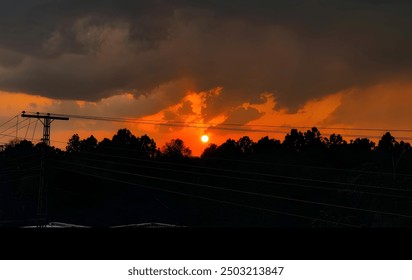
[{"xmin": 201, "ymin": 135, "xmax": 209, "ymax": 143}]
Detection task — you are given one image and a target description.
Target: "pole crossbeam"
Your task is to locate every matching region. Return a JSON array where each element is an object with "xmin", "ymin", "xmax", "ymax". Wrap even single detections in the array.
[
  {"xmin": 21, "ymin": 113, "xmax": 69, "ymax": 121},
  {"xmin": 21, "ymin": 111, "xmax": 69, "ymax": 146}
]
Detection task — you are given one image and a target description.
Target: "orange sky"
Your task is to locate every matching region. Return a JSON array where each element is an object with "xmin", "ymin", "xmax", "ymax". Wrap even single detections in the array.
[
  {"xmin": 2, "ymin": 79, "xmax": 412, "ymax": 156},
  {"xmin": 2, "ymin": 1, "xmax": 412, "ymax": 156}
]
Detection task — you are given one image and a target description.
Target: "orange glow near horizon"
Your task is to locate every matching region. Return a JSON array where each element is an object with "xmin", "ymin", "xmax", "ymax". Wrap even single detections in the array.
[
  {"xmin": 0, "ymin": 91, "xmax": 53, "ymax": 113},
  {"xmin": 201, "ymin": 134, "xmax": 209, "ymax": 143},
  {"xmin": 3, "ymin": 81, "xmax": 412, "ymax": 156},
  {"xmin": 0, "ymin": 89, "xmax": 375, "ymax": 155}
]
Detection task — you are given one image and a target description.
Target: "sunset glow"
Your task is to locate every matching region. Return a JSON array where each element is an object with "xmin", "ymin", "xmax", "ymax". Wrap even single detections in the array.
[
  {"xmin": 2, "ymin": 82, "xmax": 412, "ymax": 156},
  {"xmin": 3, "ymin": 0, "xmax": 412, "ymax": 230},
  {"xmin": 0, "ymin": 1, "xmax": 411, "ymax": 156},
  {"xmin": 201, "ymin": 135, "xmax": 209, "ymax": 143}
]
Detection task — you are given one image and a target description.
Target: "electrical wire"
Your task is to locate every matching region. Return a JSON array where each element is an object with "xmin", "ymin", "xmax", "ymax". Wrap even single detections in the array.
[
  {"xmin": 80, "ymin": 151, "xmax": 412, "ymax": 193},
  {"xmin": 32, "ymin": 119, "xmax": 39, "ymax": 142},
  {"xmin": 73, "ymin": 153, "xmax": 412, "ymax": 200},
  {"xmin": 0, "ymin": 154, "xmax": 40, "ymax": 166},
  {"xmin": 86, "ymin": 142, "xmax": 412, "ymax": 178},
  {"xmin": 52, "ymin": 165, "xmax": 359, "ymax": 227},
  {"xmin": 22, "ymin": 111, "xmax": 412, "ymax": 140},
  {"xmin": 0, "ymin": 118, "xmax": 30, "ymax": 140},
  {"xmin": 26, "ymin": 111, "xmax": 412, "ymax": 133},
  {"xmin": 0, "ymin": 174, "xmax": 40, "ymax": 185},
  {"xmin": 0, "ymin": 114, "xmax": 19, "ymax": 130},
  {"xmin": 16, "ymin": 114, "xmax": 18, "ymax": 140},
  {"xmin": 50, "ymin": 159, "xmax": 412, "ymax": 219},
  {"xmin": 0, "ymin": 168, "xmax": 41, "ymax": 175},
  {"xmin": 201, "ymin": 155, "xmax": 412, "ymax": 178},
  {"xmin": 0, "ymin": 118, "xmax": 41, "ymax": 142},
  {"xmin": 24, "ymin": 118, "xmax": 32, "ymax": 139}
]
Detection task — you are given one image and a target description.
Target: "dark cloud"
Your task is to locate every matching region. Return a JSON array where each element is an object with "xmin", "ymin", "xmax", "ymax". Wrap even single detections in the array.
[
  {"xmin": 205, "ymin": 106, "xmax": 264, "ymax": 135},
  {"xmin": 163, "ymin": 100, "xmax": 195, "ymax": 122},
  {"xmin": 159, "ymin": 100, "xmax": 196, "ymax": 133},
  {"xmin": 177, "ymin": 100, "xmax": 195, "ymax": 116},
  {"xmin": 0, "ymin": 48, "xmax": 23, "ymax": 68},
  {"xmin": 222, "ymin": 107, "xmax": 264, "ymax": 125},
  {"xmin": 1, "ymin": 0, "xmax": 412, "ymax": 118}
]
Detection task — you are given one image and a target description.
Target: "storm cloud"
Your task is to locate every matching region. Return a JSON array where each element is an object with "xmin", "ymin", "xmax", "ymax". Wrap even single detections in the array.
[{"xmin": 1, "ymin": 0, "xmax": 412, "ymax": 119}]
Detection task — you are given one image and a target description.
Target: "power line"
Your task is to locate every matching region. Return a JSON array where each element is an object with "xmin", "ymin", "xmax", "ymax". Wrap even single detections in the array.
[
  {"xmin": 68, "ymin": 153, "xmax": 412, "ymax": 200},
  {"xmin": 24, "ymin": 118, "xmax": 32, "ymax": 139},
  {"xmin": 0, "ymin": 117, "xmax": 30, "ymax": 140},
  {"xmin": 200, "ymin": 155, "xmax": 412, "ymax": 178},
  {"xmin": 32, "ymin": 119, "xmax": 39, "ymax": 142},
  {"xmin": 77, "ymin": 150, "xmax": 412, "ymax": 197},
  {"xmin": 0, "ymin": 134, "xmax": 40, "ymax": 143},
  {"xmin": 50, "ymin": 159, "xmax": 412, "ymax": 219},
  {"xmin": 16, "ymin": 114, "xmax": 18, "ymax": 140},
  {"xmin": 0, "ymin": 117, "xmax": 42, "ymax": 143},
  {"xmin": 0, "ymin": 114, "xmax": 19, "ymax": 130},
  {"xmin": 1, "ymin": 152, "xmax": 39, "ymax": 161},
  {"xmin": 0, "ymin": 174, "xmax": 40, "ymax": 185},
  {"xmin": 81, "ymin": 151, "xmax": 412, "ymax": 193},
  {"xmin": 25, "ymin": 111, "xmax": 412, "ymax": 133},
  {"xmin": 49, "ymin": 185, "xmax": 183, "ymax": 224},
  {"xmin": 0, "ymin": 153, "xmax": 39, "ymax": 166},
  {"xmin": 52, "ymin": 165, "xmax": 359, "ymax": 227},
  {"xmin": 22, "ymin": 111, "xmax": 412, "ymax": 140},
  {"xmin": 84, "ymin": 142, "xmax": 412, "ymax": 178},
  {"xmin": 0, "ymin": 167, "xmax": 41, "ymax": 175}
]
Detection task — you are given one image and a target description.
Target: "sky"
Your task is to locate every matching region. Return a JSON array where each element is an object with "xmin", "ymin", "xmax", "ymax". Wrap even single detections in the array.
[{"xmin": 1, "ymin": 0, "xmax": 412, "ymax": 156}]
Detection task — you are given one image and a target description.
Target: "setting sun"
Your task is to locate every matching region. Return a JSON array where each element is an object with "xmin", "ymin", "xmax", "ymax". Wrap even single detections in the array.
[{"xmin": 201, "ymin": 134, "xmax": 209, "ymax": 143}]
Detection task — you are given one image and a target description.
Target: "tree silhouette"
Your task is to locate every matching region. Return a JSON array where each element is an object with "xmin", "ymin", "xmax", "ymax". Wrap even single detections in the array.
[
  {"xmin": 283, "ymin": 129, "xmax": 305, "ymax": 152},
  {"xmin": 80, "ymin": 135, "xmax": 98, "ymax": 152},
  {"xmin": 4, "ymin": 125, "xmax": 412, "ymax": 227},
  {"xmin": 96, "ymin": 137, "xmax": 112, "ymax": 150},
  {"xmin": 350, "ymin": 138, "xmax": 375, "ymax": 152},
  {"xmin": 161, "ymin": 138, "xmax": 192, "ymax": 159},
  {"xmin": 66, "ymin": 134, "xmax": 97, "ymax": 154},
  {"xmin": 136, "ymin": 134, "xmax": 159, "ymax": 158},
  {"xmin": 255, "ymin": 136, "xmax": 282, "ymax": 155},
  {"xmin": 327, "ymin": 133, "xmax": 347, "ymax": 150},
  {"xmin": 304, "ymin": 127, "xmax": 325, "ymax": 150},
  {"xmin": 215, "ymin": 138, "xmax": 239, "ymax": 158},
  {"xmin": 35, "ymin": 142, "xmax": 62, "ymax": 156},
  {"xmin": 236, "ymin": 136, "xmax": 255, "ymax": 156},
  {"xmin": 4, "ymin": 139, "xmax": 35, "ymax": 155},
  {"xmin": 66, "ymin": 134, "xmax": 81, "ymax": 154},
  {"xmin": 397, "ymin": 140, "xmax": 411, "ymax": 154},
  {"xmin": 377, "ymin": 132, "xmax": 398, "ymax": 153},
  {"xmin": 112, "ymin": 128, "xmax": 137, "ymax": 147},
  {"xmin": 201, "ymin": 143, "xmax": 218, "ymax": 158},
  {"xmin": 376, "ymin": 132, "xmax": 411, "ymax": 187}
]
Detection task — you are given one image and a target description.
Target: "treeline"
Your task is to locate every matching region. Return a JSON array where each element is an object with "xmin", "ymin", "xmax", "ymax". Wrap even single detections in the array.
[
  {"xmin": 1, "ymin": 127, "xmax": 412, "ymax": 227},
  {"xmin": 65, "ymin": 127, "xmax": 412, "ymax": 161},
  {"xmin": 1, "ymin": 126, "xmax": 410, "ymax": 160}
]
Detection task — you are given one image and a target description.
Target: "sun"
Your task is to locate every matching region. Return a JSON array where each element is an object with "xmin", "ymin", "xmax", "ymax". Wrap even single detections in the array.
[{"xmin": 201, "ymin": 134, "xmax": 209, "ymax": 143}]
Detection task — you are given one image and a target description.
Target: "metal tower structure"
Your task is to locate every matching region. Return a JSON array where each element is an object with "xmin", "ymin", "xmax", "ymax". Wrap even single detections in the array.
[
  {"xmin": 20, "ymin": 111, "xmax": 69, "ymax": 224},
  {"xmin": 21, "ymin": 112, "xmax": 69, "ymax": 146}
]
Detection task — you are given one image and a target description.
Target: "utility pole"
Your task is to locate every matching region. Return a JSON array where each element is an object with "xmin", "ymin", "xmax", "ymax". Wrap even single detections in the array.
[
  {"xmin": 21, "ymin": 112, "xmax": 69, "ymax": 146},
  {"xmin": 21, "ymin": 111, "xmax": 69, "ymax": 226}
]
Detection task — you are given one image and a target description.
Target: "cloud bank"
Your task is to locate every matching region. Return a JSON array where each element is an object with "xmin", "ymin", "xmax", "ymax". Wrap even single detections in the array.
[{"xmin": 1, "ymin": 0, "xmax": 412, "ymax": 120}]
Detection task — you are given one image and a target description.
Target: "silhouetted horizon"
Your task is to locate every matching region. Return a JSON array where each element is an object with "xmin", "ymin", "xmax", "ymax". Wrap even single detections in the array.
[{"xmin": 1, "ymin": 127, "xmax": 411, "ymax": 227}]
